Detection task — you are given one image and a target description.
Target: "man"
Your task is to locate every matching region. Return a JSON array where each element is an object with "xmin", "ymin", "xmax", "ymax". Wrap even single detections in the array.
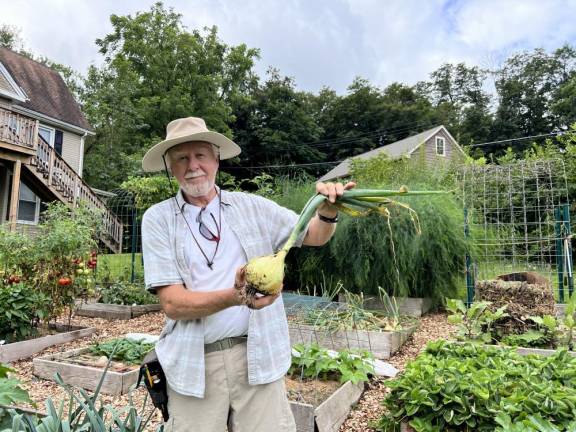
[{"xmin": 141, "ymin": 117, "xmax": 354, "ymax": 432}]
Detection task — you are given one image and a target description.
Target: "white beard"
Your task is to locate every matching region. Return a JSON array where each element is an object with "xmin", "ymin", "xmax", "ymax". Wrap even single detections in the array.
[{"xmin": 181, "ymin": 178, "xmax": 214, "ymax": 197}]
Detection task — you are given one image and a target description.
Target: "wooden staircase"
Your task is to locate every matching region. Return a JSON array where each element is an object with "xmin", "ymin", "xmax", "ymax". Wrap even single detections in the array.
[{"xmin": 1, "ymin": 107, "xmax": 123, "ymax": 253}]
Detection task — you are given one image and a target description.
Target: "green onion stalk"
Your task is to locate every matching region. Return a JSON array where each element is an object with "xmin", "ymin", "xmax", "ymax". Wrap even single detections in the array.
[{"xmin": 243, "ymin": 187, "xmax": 448, "ymax": 297}]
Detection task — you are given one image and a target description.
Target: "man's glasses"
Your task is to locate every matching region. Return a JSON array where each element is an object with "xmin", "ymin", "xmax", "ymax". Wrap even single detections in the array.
[{"xmin": 196, "ymin": 207, "xmax": 220, "ymax": 242}]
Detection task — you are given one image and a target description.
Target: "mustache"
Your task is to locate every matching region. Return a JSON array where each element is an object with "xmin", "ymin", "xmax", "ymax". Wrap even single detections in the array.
[{"xmin": 184, "ymin": 170, "xmax": 207, "ymax": 180}]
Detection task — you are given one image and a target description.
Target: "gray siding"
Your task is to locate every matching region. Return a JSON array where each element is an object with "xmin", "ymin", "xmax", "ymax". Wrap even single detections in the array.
[{"xmin": 411, "ymin": 129, "xmax": 464, "ymax": 166}]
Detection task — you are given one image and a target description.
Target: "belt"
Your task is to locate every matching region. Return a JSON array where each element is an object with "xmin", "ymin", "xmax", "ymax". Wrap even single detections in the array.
[{"xmin": 204, "ymin": 336, "xmax": 247, "ymax": 354}]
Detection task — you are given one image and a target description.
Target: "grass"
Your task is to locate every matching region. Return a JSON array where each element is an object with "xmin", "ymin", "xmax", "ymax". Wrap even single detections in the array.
[{"xmin": 96, "ymin": 253, "xmax": 144, "ymax": 283}]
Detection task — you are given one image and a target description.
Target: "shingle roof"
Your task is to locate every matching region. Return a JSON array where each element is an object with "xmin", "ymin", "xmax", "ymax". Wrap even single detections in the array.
[
  {"xmin": 319, "ymin": 126, "xmax": 445, "ymax": 181},
  {"xmin": 0, "ymin": 47, "xmax": 92, "ymax": 131}
]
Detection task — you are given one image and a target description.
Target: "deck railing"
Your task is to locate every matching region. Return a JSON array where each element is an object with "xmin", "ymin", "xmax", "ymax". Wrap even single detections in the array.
[
  {"xmin": 0, "ymin": 107, "xmax": 38, "ymax": 150},
  {"xmin": 29, "ymin": 138, "xmax": 123, "ymax": 252}
]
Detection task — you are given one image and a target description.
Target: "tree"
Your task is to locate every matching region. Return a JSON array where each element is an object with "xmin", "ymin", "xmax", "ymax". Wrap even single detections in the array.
[
  {"xmin": 418, "ymin": 63, "xmax": 493, "ymax": 146},
  {"xmin": 81, "ymin": 2, "xmax": 259, "ymax": 190},
  {"xmin": 492, "ymin": 45, "xmax": 576, "ymax": 147},
  {"xmin": 0, "ymin": 24, "xmax": 23, "ymax": 50},
  {"xmin": 228, "ymin": 69, "xmax": 324, "ymax": 178}
]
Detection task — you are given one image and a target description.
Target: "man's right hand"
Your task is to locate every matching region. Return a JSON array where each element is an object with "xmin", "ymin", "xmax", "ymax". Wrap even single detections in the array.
[{"xmin": 233, "ymin": 266, "xmax": 279, "ymax": 310}]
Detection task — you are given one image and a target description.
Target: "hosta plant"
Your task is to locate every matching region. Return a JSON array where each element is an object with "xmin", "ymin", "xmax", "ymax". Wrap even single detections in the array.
[
  {"xmin": 289, "ymin": 343, "xmax": 374, "ymax": 385},
  {"xmin": 377, "ymin": 340, "xmax": 576, "ymax": 431}
]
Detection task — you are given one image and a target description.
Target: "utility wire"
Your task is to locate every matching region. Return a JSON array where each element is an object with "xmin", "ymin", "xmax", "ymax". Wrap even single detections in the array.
[
  {"xmin": 467, "ymin": 132, "xmax": 563, "ymax": 147},
  {"xmin": 225, "ymin": 130, "xmax": 566, "ymax": 170},
  {"xmin": 225, "ymin": 161, "xmax": 343, "ymax": 169}
]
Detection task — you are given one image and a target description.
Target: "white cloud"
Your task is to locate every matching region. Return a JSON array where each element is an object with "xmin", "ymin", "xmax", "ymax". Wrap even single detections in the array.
[{"xmin": 1, "ymin": 0, "xmax": 575, "ymax": 93}]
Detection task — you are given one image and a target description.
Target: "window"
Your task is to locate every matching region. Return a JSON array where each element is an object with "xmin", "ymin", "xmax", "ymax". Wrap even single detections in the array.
[
  {"xmin": 435, "ymin": 136, "xmax": 445, "ymax": 156},
  {"xmin": 39, "ymin": 125, "xmax": 54, "ymax": 147},
  {"xmin": 39, "ymin": 125, "xmax": 63, "ymax": 156},
  {"xmin": 17, "ymin": 181, "xmax": 40, "ymax": 224}
]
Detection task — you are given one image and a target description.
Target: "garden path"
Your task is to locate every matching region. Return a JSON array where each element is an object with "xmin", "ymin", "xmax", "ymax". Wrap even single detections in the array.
[{"xmin": 10, "ymin": 310, "xmax": 455, "ymax": 431}]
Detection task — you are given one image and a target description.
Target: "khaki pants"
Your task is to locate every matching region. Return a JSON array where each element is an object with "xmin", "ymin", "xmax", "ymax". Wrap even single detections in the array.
[{"xmin": 165, "ymin": 341, "xmax": 296, "ymax": 432}]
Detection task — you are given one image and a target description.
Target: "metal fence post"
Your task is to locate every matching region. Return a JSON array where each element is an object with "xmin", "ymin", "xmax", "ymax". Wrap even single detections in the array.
[
  {"xmin": 562, "ymin": 203, "xmax": 573, "ymax": 298},
  {"xmin": 464, "ymin": 207, "xmax": 474, "ymax": 306},
  {"xmin": 555, "ymin": 206, "xmax": 565, "ymax": 303}
]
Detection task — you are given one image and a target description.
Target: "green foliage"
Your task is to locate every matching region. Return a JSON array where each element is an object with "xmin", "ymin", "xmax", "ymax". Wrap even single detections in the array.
[
  {"xmin": 0, "ymin": 364, "xmax": 32, "ymax": 406},
  {"xmin": 120, "ymin": 175, "xmax": 177, "ymax": 211},
  {"xmin": 446, "ymin": 299, "xmax": 508, "ymax": 344},
  {"xmin": 289, "ymin": 343, "xmax": 374, "ymax": 385},
  {"xmin": 449, "ymin": 294, "xmax": 576, "ymax": 350},
  {"xmin": 296, "ymin": 288, "xmax": 405, "ymax": 332},
  {"xmin": 82, "ymin": 3, "xmax": 259, "ymax": 190},
  {"xmin": 1, "ymin": 369, "xmax": 160, "ymax": 432},
  {"xmin": 89, "ymin": 338, "xmax": 154, "ymax": 365},
  {"xmin": 377, "ymin": 340, "xmax": 576, "ymax": 431},
  {"xmin": 287, "ymin": 190, "xmax": 470, "ymax": 303},
  {"xmin": 492, "ymin": 45, "xmax": 576, "ymax": 148},
  {"xmin": 0, "ymin": 282, "xmax": 50, "ymax": 342},
  {"xmin": 0, "ymin": 202, "xmax": 101, "ymax": 330},
  {"xmin": 98, "ymin": 282, "xmax": 157, "ymax": 306}
]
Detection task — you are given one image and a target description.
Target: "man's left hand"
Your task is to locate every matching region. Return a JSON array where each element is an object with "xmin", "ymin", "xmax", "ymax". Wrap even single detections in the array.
[{"xmin": 316, "ymin": 181, "xmax": 356, "ymax": 217}]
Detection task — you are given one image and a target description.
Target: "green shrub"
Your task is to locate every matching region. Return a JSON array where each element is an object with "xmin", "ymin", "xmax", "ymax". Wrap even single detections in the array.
[
  {"xmin": 98, "ymin": 281, "xmax": 157, "ymax": 305},
  {"xmin": 89, "ymin": 338, "xmax": 155, "ymax": 365},
  {"xmin": 286, "ymin": 193, "xmax": 471, "ymax": 303},
  {"xmin": 377, "ymin": 340, "xmax": 576, "ymax": 431},
  {"xmin": 0, "ymin": 282, "xmax": 50, "ymax": 343},
  {"xmin": 289, "ymin": 343, "xmax": 374, "ymax": 385},
  {"xmin": 0, "ymin": 202, "xmax": 101, "ymax": 329}
]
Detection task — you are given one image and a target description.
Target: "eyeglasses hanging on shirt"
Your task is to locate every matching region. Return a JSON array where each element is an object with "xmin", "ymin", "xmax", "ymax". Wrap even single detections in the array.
[
  {"xmin": 196, "ymin": 207, "xmax": 220, "ymax": 242},
  {"xmin": 178, "ymin": 189, "xmax": 222, "ymax": 270}
]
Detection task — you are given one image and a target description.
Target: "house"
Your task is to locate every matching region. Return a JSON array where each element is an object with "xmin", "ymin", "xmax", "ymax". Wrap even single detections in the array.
[
  {"xmin": 319, "ymin": 125, "xmax": 466, "ymax": 181},
  {"xmin": 0, "ymin": 47, "xmax": 121, "ymax": 252}
]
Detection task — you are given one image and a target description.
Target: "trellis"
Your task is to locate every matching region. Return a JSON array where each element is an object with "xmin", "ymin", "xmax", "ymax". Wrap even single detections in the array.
[
  {"xmin": 95, "ymin": 189, "xmax": 143, "ymax": 284},
  {"xmin": 460, "ymin": 159, "xmax": 573, "ymax": 303}
]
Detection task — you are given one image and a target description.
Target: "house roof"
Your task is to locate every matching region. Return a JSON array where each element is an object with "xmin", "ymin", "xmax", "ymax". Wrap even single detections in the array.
[
  {"xmin": 0, "ymin": 47, "xmax": 92, "ymax": 132},
  {"xmin": 319, "ymin": 125, "xmax": 456, "ymax": 181}
]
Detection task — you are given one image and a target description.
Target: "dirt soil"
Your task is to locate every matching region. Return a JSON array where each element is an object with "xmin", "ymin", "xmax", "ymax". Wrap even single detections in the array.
[
  {"xmin": 286, "ymin": 376, "xmax": 341, "ymax": 407},
  {"xmin": 6, "ymin": 310, "xmax": 455, "ymax": 431}
]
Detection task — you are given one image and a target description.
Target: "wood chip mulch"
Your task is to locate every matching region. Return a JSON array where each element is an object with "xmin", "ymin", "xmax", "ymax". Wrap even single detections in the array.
[
  {"xmin": 9, "ymin": 311, "xmax": 166, "ymax": 428},
  {"xmin": 339, "ymin": 312, "xmax": 457, "ymax": 432},
  {"xmin": 7, "ymin": 310, "xmax": 455, "ymax": 431}
]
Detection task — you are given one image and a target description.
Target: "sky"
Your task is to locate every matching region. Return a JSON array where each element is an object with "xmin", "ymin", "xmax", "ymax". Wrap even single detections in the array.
[{"xmin": 2, "ymin": 0, "xmax": 576, "ymax": 94}]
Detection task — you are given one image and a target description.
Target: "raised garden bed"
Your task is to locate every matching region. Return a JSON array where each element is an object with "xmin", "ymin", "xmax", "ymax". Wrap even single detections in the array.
[
  {"xmin": 357, "ymin": 296, "xmax": 433, "ymax": 318},
  {"xmin": 33, "ymin": 346, "xmax": 139, "ymax": 395},
  {"xmin": 454, "ymin": 341, "xmax": 576, "ymax": 358},
  {"xmin": 0, "ymin": 324, "xmax": 96, "ymax": 363},
  {"xmin": 287, "ymin": 377, "xmax": 364, "ymax": 432},
  {"xmin": 288, "ymin": 321, "xmax": 418, "ymax": 359},
  {"xmin": 75, "ymin": 302, "xmax": 161, "ymax": 320}
]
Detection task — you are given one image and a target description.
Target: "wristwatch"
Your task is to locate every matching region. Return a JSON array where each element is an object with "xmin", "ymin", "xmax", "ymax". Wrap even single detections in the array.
[{"xmin": 318, "ymin": 213, "xmax": 339, "ymax": 223}]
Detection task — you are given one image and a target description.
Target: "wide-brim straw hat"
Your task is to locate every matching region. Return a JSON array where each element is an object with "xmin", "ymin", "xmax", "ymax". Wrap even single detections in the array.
[{"xmin": 142, "ymin": 117, "xmax": 241, "ymax": 172}]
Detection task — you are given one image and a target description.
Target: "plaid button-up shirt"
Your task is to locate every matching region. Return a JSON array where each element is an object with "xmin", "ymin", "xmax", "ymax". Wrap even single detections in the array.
[{"xmin": 142, "ymin": 189, "xmax": 305, "ymax": 397}]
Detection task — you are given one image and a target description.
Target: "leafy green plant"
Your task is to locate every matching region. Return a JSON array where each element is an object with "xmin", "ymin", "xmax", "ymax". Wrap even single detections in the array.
[
  {"xmin": 377, "ymin": 340, "xmax": 576, "ymax": 431},
  {"xmin": 0, "ymin": 363, "xmax": 32, "ymax": 406},
  {"xmin": 98, "ymin": 282, "xmax": 157, "ymax": 306},
  {"xmin": 89, "ymin": 338, "xmax": 155, "ymax": 365},
  {"xmin": 0, "ymin": 202, "xmax": 102, "ymax": 334},
  {"xmin": 446, "ymin": 298, "xmax": 508, "ymax": 343},
  {"xmin": 289, "ymin": 343, "xmax": 374, "ymax": 385},
  {"xmin": 1, "ymin": 352, "xmax": 161, "ymax": 431},
  {"xmin": 0, "ymin": 282, "xmax": 50, "ymax": 342},
  {"xmin": 501, "ymin": 329, "xmax": 550, "ymax": 347}
]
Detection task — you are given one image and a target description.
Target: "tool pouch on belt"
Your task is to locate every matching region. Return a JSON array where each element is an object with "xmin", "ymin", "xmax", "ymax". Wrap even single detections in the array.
[{"xmin": 137, "ymin": 349, "xmax": 169, "ymax": 422}]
